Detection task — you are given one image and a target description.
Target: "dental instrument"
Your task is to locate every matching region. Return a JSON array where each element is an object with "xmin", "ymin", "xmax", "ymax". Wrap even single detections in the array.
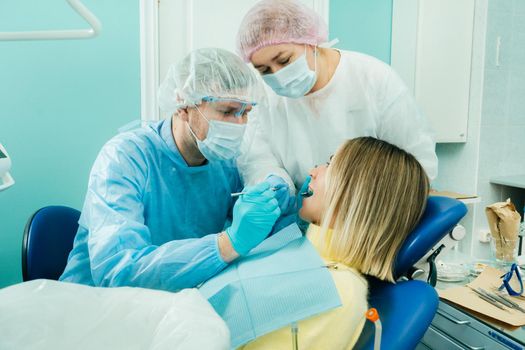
[
  {"xmin": 231, "ymin": 186, "xmax": 313, "ymax": 198},
  {"xmin": 468, "ymin": 286, "xmax": 508, "ymax": 311},
  {"xmin": 300, "ymin": 188, "xmax": 313, "ymax": 197},
  {"xmin": 494, "ymin": 292, "xmax": 525, "ymax": 312},
  {"xmin": 480, "ymin": 288, "xmax": 525, "ymax": 313},
  {"xmin": 296, "ymin": 176, "xmax": 313, "ymax": 199},
  {"xmin": 231, "ymin": 187, "xmax": 278, "ymax": 197},
  {"xmin": 231, "ymin": 183, "xmax": 313, "ymax": 199}
]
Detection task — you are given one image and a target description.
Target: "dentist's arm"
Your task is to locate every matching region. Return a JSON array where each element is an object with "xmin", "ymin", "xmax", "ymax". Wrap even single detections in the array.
[{"xmin": 83, "ymin": 141, "xmax": 229, "ymax": 292}]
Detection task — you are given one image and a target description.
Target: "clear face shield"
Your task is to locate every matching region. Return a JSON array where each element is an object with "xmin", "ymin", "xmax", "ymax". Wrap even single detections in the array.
[
  {"xmin": 186, "ymin": 96, "xmax": 258, "ymax": 163},
  {"xmin": 200, "ymin": 96, "xmax": 257, "ymax": 118}
]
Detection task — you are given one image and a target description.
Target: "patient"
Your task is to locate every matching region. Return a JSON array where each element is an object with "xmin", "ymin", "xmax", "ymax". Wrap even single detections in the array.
[{"xmin": 241, "ymin": 137, "xmax": 430, "ymax": 349}]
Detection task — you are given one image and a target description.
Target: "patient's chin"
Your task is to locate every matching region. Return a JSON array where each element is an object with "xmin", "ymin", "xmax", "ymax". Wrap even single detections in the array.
[
  {"xmin": 298, "ymin": 206, "xmax": 313, "ymax": 223},
  {"xmin": 298, "ymin": 207, "xmax": 307, "ymax": 220}
]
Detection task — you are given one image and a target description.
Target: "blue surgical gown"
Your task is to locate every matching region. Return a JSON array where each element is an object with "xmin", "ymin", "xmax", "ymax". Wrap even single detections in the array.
[{"xmin": 59, "ymin": 118, "xmax": 242, "ymax": 292}]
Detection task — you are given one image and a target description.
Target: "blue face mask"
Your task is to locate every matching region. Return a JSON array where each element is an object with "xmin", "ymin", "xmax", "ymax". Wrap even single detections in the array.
[
  {"xmin": 187, "ymin": 106, "xmax": 246, "ymax": 161},
  {"xmin": 262, "ymin": 47, "xmax": 317, "ymax": 98}
]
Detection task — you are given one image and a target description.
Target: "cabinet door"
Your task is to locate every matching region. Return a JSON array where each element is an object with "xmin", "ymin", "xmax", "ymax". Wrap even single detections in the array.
[
  {"xmin": 421, "ymin": 325, "xmax": 465, "ymax": 350},
  {"xmin": 416, "ymin": 342, "xmax": 432, "ymax": 350},
  {"xmin": 392, "ymin": 0, "xmax": 475, "ymax": 143}
]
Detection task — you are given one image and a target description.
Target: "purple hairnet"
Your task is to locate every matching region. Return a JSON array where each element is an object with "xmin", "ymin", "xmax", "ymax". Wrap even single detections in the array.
[{"xmin": 237, "ymin": 0, "xmax": 328, "ymax": 62}]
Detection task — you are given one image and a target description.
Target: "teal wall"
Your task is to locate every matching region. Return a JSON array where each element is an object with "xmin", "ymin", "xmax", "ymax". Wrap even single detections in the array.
[
  {"xmin": 0, "ymin": 0, "xmax": 393, "ymax": 288},
  {"xmin": 0, "ymin": 0, "xmax": 140, "ymax": 287},
  {"xmin": 329, "ymin": 0, "xmax": 393, "ymax": 64}
]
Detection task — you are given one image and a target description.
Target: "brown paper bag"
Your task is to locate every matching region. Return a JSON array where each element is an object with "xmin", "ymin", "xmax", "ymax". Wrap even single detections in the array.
[{"xmin": 486, "ymin": 199, "xmax": 521, "ymax": 260}]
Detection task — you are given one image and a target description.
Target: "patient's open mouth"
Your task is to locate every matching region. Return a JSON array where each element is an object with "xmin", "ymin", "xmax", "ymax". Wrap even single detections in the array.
[{"xmin": 301, "ymin": 187, "xmax": 314, "ymax": 198}]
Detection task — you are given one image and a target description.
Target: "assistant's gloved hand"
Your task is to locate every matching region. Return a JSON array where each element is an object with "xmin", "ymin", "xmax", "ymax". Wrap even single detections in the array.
[
  {"xmin": 296, "ymin": 176, "xmax": 312, "ymax": 233},
  {"xmin": 297, "ymin": 176, "xmax": 312, "ymax": 211},
  {"xmin": 266, "ymin": 175, "xmax": 295, "ymax": 215},
  {"xmin": 226, "ymin": 182, "xmax": 281, "ymax": 256}
]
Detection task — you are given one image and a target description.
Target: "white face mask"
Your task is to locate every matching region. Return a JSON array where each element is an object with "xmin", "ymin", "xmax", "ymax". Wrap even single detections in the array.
[
  {"xmin": 262, "ymin": 46, "xmax": 317, "ymax": 98},
  {"xmin": 187, "ymin": 106, "xmax": 246, "ymax": 161}
]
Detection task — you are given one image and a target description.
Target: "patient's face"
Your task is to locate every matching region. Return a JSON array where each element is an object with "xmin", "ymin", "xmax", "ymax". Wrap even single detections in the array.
[{"xmin": 299, "ymin": 163, "xmax": 329, "ymax": 225}]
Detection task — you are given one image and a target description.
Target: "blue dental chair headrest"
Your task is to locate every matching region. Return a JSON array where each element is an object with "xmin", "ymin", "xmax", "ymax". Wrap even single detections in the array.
[
  {"xmin": 355, "ymin": 196, "xmax": 467, "ymax": 350},
  {"xmin": 394, "ymin": 195, "xmax": 467, "ymax": 279}
]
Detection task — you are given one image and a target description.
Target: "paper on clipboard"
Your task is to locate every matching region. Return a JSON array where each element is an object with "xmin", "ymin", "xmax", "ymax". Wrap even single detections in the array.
[{"xmin": 439, "ymin": 266, "xmax": 525, "ymax": 327}]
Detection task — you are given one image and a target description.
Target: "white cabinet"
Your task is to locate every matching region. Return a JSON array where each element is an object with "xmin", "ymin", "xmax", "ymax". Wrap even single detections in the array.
[{"xmin": 391, "ymin": 0, "xmax": 476, "ymax": 143}]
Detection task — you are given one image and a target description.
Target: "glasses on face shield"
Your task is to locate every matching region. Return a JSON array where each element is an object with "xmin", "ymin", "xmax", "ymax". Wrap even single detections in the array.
[
  {"xmin": 202, "ymin": 96, "xmax": 256, "ymax": 117},
  {"xmin": 499, "ymin": 263, "xmax": 524, "ymax": 296}
]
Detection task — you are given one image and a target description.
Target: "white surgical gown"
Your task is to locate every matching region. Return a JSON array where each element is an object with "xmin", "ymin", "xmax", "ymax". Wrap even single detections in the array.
[
  {"xmin": 239, "ymin": 50, "xmax": 438, "ymax": 190},
  {"xmin": 60, "ymin": 118, "xmax": 242, "ymax": 292}
]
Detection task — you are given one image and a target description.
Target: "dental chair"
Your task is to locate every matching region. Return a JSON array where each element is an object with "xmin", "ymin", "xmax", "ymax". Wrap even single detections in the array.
[
  {"xmin": 22, "ymin": 197, "xmax": 467, "ymax": 349},
  {"xmin": 354, "ymin": 195, "xmax": 467, "ymax": 350},
  {"xmin": 22, "ymin": 206, "xmax": 80, "ymax": 281}
]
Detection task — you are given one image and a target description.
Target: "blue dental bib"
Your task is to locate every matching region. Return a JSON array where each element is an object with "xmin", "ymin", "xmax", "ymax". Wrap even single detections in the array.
[{"xmin": 199, "ymin": 223, "xmax": 341, "ymax": 348}]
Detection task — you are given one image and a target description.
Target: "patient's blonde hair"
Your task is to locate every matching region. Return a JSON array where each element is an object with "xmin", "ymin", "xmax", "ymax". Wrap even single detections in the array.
[{"xmin": 319, "ymin": 137, "xmax": 429, "ymax": 282}]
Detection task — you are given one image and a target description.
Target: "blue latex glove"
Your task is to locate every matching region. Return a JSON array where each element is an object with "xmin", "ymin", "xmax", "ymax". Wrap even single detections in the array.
[
  {"xmin": 271, "ymin": 176, "xmax": 313, "ymax": 235},
  {"xmin": 297, "ymin": 176, "xmax": 312, "ymax": 211},
  {"xmin": 266, "ymin": 175, "xmax": 294, "ymax": 215},
  {"xmin": 296, "ymin": 176, "xmax": 312, "ymax": 233},
  {"xmin": 226, "ymin": 182, "xmax": 281, "ymax": 256}
]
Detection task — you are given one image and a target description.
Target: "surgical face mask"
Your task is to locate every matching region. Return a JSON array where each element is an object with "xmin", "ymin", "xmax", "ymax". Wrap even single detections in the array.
[
  {"xmin": 262, "ymin": 46, "xmax": 317, "ymax": 98},
  {"xmin": 187, "ymin": 106, "xmax": 246, "ymax": 161}
]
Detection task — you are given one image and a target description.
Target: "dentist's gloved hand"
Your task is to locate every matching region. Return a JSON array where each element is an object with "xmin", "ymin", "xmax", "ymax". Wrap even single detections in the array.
[
  {"xmin": 226, "ymin": 182, "xmax": 281, "ymax": 256},
  {"xmin": 265, "ymin": 175, "xmax": 295, "ymax": 215}
]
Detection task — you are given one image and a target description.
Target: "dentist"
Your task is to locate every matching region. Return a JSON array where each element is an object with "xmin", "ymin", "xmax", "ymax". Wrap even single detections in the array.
[{"xmin": 60, "ymin": 48, "xmax": 280, "ymax": 292}]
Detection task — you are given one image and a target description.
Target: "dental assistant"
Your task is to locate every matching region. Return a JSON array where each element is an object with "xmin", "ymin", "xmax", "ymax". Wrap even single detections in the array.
[
  {"xmin": 236, "ymin": 0, "xmax": 438, "ymax": 193},
  {"xmin": 60, "ymin": 48, "xmax": 281, "ymax": 292}
]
